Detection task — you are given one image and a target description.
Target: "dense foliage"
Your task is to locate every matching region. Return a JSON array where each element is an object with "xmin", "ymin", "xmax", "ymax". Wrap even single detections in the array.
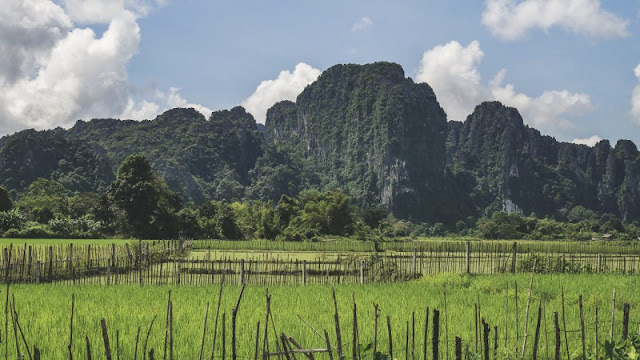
[
  {"xmin": 1, "ymin": 62, "xmax": 639, "ymax": 229},
  {"xmin": 0, "ymin": 154, "xmax": 638, "ymax": 241}
]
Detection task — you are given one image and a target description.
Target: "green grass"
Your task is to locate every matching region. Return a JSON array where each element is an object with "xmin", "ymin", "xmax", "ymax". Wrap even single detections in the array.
[{"xmin": 3, "ymin": 273, "xmax": 637, "ymax": 359}]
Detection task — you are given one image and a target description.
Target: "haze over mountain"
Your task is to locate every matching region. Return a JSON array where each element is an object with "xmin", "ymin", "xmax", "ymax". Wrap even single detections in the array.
[{"xmin": 1, "ymin": 62, "xmax": 638, "ymax": 224}]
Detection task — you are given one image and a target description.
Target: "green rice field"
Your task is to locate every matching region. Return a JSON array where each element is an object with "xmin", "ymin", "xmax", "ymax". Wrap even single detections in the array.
[{"xmin": 3, "ymin": 273, "xmax": 638, "ymax": 359}]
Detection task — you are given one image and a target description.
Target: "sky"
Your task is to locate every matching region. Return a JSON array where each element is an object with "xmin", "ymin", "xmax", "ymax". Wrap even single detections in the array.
[{"xmin": 1, "ymin": 0, "xmax": 640, "ymax": 146}]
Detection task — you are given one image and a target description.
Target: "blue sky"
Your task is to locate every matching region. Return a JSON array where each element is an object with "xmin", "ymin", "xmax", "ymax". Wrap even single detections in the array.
[{"xmin": 2, "ymin": 0, "xmax": 640, "ymax": 146}]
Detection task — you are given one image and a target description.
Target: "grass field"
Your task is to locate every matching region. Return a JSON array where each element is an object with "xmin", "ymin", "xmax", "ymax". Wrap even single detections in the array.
[{"xmin": 4, "ymin": 273, "xmax": 638, "ymax": 359}]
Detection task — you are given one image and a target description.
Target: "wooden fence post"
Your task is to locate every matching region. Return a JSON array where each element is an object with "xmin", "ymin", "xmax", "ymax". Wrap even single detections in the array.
[
  {"xmin": 48, "ymin": 245, "xmax": 53, "ymax": 282},
  {"xmin": 433, "ymin": 309, "xmax": 440, "ymax": 360},
  {"xmin": 511, "ymin": 242, "xmax": 517, "ymax": 274},
  {"xmin": 610, "ymin": 289, "xmax": 616, "ymax": 342},
  {"xmin": 35, "ymin": 261, "xmax": 41, "ymax": 284},
  {"xmin": 579, "ymin": 295, "xmax": 586, "ymax": 359},
  {"xmin": 302, "ymin": 261, "xmax": 307, "ymax": 285},
  {"xmin": 532, "ymin": 301, "xmax": 542, "ymax": 360},
  {"xmin": 412, "ymin": 248, "xmax": 417, "ymax": 277},
  {"xmin": 177, "ymin": 261, "xmax": 181, "ymax": 286},
  {"xmin": 455, "ymin": 337, "xmax": 461, "ymax": 360},
  {"xmin": 553, "ymin": 312, "xmax": 560, "ymax": 360},
  {"xmin": 241, "ymin": 259, "xmax": 245, "ymax": 285},
  {"xmin": 466, "ymin": 241, "xmax": 471, "ymax": 274},
  {"xmin": 482, "ymin": 319, "xmax": 489, "ymax": 360},
  {"xmin": 622, "ymin": 303, "xmax": 630, "ymax": 341},
  {"xmin": 360, "ymin": 261, "xmax": 364, "ymax": 285}
]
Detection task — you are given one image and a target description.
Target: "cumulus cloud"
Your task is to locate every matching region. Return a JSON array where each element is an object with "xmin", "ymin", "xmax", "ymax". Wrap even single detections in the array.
[
  {"xmin": 632, "ymin": 64, "xmax": 640, "ymax": 125},
  {"xmin": 351, "ymin": 17, "xmax": 373, "ymax": 32},
  {"xmin": 482, "ymin": 0, "xmax": 629, "ymax": 40},
  {"xmin": 416, "ymin": 40, "xmax": 488, "ymax": 122},
  {"xmin": 241, "ymin": 63, "xmax": 321, "ymax": 124},
  {"xmin": 0, "ymin": 0, "xmax": 208, "ymax": 135},
  {"xmin": 416, "ymin": 40, "xmax": 593, "ymax": 133},
  {"xmin": 572, "ymin": 135, "xmax": 602, "ymax": 147}
]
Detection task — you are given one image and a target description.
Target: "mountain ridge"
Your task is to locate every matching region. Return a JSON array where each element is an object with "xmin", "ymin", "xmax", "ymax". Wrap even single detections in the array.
[{"xmin": 0, "ymin": 61, "xmax": 638, "ymax": 224}]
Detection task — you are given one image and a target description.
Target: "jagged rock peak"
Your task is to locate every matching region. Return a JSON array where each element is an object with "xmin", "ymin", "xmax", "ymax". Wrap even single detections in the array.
[{"xmin": 155, "ymin": 107, "xmax": 207, "ymax": 124}]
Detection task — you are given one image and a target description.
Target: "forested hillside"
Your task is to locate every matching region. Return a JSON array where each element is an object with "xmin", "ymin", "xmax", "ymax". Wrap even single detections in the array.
[{"xmin": 1, "ymin": 62, "xmax": 638, "ymax": 225}]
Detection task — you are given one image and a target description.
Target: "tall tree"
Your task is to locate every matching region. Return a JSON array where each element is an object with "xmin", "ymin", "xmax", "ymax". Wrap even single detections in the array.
[
  {"xmin": 0, "ymin": 186, "xmax": 12, "ymax": 212},
  {"xmin": 109, "ymin": 155, "xmax": 160, "ymax": 238}
]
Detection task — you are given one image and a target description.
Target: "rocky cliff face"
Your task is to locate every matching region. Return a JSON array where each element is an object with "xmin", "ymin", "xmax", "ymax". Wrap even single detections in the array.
[
  {"xmin": 0, "ymin": 107, "xmax": 263, "ymax": 204},
  {"xmin": 447, "ymin": 101, "xmax": 640, "ymax": 220},
  {"xmin": 1, "ymin": 62, "xmax": 638, "ymax": 223},
  {"xmin": 265, "ymin": 62, "xmax": 450, "ymax": 220},
  {"xmin": 0, "ymin": 128, "xmax": 113, "ymax": 196}
]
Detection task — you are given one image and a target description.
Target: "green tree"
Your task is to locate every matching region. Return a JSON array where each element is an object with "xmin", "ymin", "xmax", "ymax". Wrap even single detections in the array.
[
  {"xmin": 19, "ymin": 178, "xmax": 69, "ymax": 223},
  {"xmin": 0, "ymin": 186, "xmax": 12, "ymax": 212},
  {"xmin": 108, "ymin": 155, "xmax": 180, "ymax": 238}
]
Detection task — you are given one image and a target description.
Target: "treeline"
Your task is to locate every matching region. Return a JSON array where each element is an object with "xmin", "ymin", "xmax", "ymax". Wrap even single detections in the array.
[{"xmin": 0, "ymin": 154, "xmax": 639, "ymax": 241}]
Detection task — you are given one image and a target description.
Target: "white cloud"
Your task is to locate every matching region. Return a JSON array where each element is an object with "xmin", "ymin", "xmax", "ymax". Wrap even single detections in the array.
[
  {"xmin": 0, "ymin": 0, "xmax": 210, "ymax": 135},
  {"xmin": 351, "ymin": 17, "xmax": 373, "ymax": 32},
  {"xmin": 241, "ymin": 63, "xmax": 321, "ymax": 124},
  {"xmin": 482, "ymin": 0, "xmax": 629, "ymax": 40},
  {"xmin": 632, "ymin": 64, "xmax": 640, "ymax": 125},
  {"xmin": 61, "ymin": 0, "xmax": 167, "ymax": 24},
  {"xmin": 0, "ymin": 0, "xmax": 72, "ymax": 85},
  {"xmin": 572, "ymin": 135, "xmax": 602, "ymax": 147},
  {"xmin": 490, "ymin": 69, "xmax": 592, "ymax": 129},
  {"xmin": 165, "ymin": 88, "xmax": 213, "ymax": 117},
  {"xmin": 416, "ymin": 40, "xmax": 487, "ymax": 122},
  {"xmin": 416, "ymin": 40, "xmax": 593, "ymax": 133}
]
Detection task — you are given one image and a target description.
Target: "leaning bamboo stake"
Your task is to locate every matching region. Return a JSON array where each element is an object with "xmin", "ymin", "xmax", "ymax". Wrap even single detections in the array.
[
  {"xmin": 100, "ymin": 318, "xmax": 112, "ymax": 360},
  {"xmin": 482, "ymin": 319, "xmax": 489, "ymax": 360},
  {"xmin": 387, "ymin": 316, "xmax": 393, "ymax": 360},
  {"xmin": 296, "ymin": 316, "xmax": 338, "ymax": 353},
  {"xmin": 594, "ymin": 306, "xmax": 599, "ymax": 358},
  {"xmin": 4, "ymin": 246, "xmax": 12, "ymax": 360},
  {"xmin": 232, "ymin": 284, "xmax": 246, "ymax": 360},
  {"xmin": 324, "ymin": 330, "xmax": 334, "ymax": 360},
  {"xmin": 332, "ymin": 288, "xmax": 344, "ymax": 360},
  {"xmin": 610, "ymin": 289, "xmax": 616, "ymax": 342},
  {"xmin": 169, "ymin": 301, "xmax": 174, "ymax": 360},
  {"xmin": 433, "ymin": 310, "xmax": 440, "ymax": 360},
  {"xmin": 553, "ymin": 312, "xmax": 560, "ymax": 360},
  {"xmin": 199, "ymin": 302, "xmax": 210, "ymax": 360},
  {"xmin": 352, "ymin": 293, "xmax": 358, "ymax": 360},
  {"xmin": 532, "ymin": 300, "xmax": 542, "ymax": 360},
  {"xmin": 373, "ymin": 303, "xmax": 379, "ymax": 355},
  {"xmin": 85, "ymin": 336, "xmax": 92, "ymax": 360},
  {"xmin": 520, "ymin": 259, "xmax": 536, "ymax": 360},
  {"xmin": 542, "ymin": 296, "xmax": 549, "ymax": 360},
  {"xmin": 222, "ymin": 313, "xmax": 226, "ymax": 360},
  {"xmin": 134, "ymin": 327, "xmax": 141, "ymax": 360},
  {"xmin": 13, "ymin": 300, "xmax": 32, "ymax": 360},
  {"xmin": 579, "ymin": 296, "xmax": 586, "ymax": 359},
  {"xmin": 444, "ymin": 290, "xmax": 449, "ymax": 360},
  {"xmin": 262, "ymin": 291, "xmax": 271, "ymax": 360},
  {"xmin": 143, "ymin": 315, "xmax": 158, "ymax": 360},
  {"xmin": 504, "ymin": 282, "xmax": 509, "ymax": 347},
  {"xmin": 212, "ymin": 278, "xmax": 225, "ymax": 360},
  {"xmin": 69, "ymin": 294, "xmax": 75, "ymax": 360},
  {"xmin": 515, "ymin": 281, "xmax": 519, "ymax": 353},
  {"xmin": 163, "ymin": 291, "xmax": 172, "ymax": 360},
  {"xmin": 254, "ymin": 321, "xmax": 260, "ymax": 360},
  {"xmin": 424, "ymin": 307, "xmax": 429, "ymax": 360},
  {"xmin": 561, "ymin": 288, "xmax": 569, "ymax": 360},
  {"xmin": 10, "ymin": 298, "xmax": 22, "ymax": 360}
]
